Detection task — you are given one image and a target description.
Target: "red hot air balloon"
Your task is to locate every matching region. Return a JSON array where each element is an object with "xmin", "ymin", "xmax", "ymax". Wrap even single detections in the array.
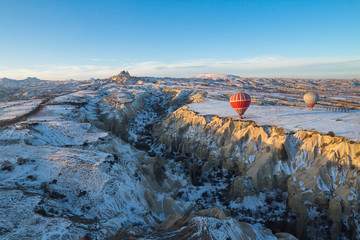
[{"xmin": 230, "ymin": 92, "xmax": 251, "ymax": 117}]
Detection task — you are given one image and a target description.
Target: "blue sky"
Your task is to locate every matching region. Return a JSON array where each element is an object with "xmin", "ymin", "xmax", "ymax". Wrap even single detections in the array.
[{"xmin": 0, "ymin": 0, "xmax": 359, "ymax": 79}]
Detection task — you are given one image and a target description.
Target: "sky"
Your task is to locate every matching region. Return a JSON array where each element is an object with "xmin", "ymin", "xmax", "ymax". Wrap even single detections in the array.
[{"xmin": 0, "ymin": 0, "xmax": 359, "ymax": 80}]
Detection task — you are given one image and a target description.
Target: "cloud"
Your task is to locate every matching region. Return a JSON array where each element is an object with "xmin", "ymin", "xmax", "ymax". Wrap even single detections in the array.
[
  {"xmin": 125, "ymin": 56, "xmax": 360, "ymax": 78},
  {"xmin": 1, "ymin": 56, "xmax": 359, "ymax": 80},
  {"xmin": 0, "ymin": 65, "xmax": 119, "ymax": 80}
]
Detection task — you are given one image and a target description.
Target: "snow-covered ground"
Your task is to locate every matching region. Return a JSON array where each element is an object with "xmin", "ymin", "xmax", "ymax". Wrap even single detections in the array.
[
  {"xmin": 0, "ymin": 73, "xmax": 359, "ymax": 239},
  {"xmin": 0, "ymin": 99, "xmax": 42, "ymax": 120},
  {"xmin": 0, "ymin": 85, "xmax": 198, "ymax": 239},
  {"xmin": 188, "ymin": 98, "xmax": 360, "ymax": 140}
]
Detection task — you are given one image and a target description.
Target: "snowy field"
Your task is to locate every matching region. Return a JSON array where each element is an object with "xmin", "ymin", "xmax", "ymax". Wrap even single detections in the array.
[
  {"xmin": 188, "ymin": 98, "xmax": 360, "ymax": 140},
  {"xmin": 0, "ymin": 99, "xmax": 42, "ymax": 120}
]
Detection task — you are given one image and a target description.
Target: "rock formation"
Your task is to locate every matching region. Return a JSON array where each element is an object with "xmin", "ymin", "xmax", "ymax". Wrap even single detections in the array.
[
  {"xmin": 107, "ymin": 70, "xmax": 131, "ymax": 83},
  {"xmin": 154, "ymin": 106, "xmax": 360, "ymax": 239}
]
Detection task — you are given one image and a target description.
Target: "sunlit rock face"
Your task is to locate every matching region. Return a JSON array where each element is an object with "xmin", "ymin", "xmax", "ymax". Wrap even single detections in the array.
[
  {"xmin": 155, "ymin": 106, "xmax": 360, "ymax": 239},
  {"xmin": 0, "ymin": 74, "xmax": 359, "ymax": 239},
  {"xmin": 106, "ymin": 70, "xmax": 132, "ymax": 83}
]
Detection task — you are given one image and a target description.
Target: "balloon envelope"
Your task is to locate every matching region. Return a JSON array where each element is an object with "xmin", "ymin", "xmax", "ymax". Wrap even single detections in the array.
[
  {"xmin": 230, "ymin": 92, "xmax": 251, "ymax": 116},
  {"xmin": 303, "ymin": 92, "xmax": 319, "ymax": 109}
]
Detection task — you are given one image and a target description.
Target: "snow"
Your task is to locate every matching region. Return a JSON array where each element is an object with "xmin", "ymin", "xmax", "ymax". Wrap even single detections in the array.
[
  {"xmin": 27, "ymin": 105, "xmax": 75, "ymax": 121},
  {"xmin": 348, "ymin": 195, "xmax": 354, "ymax": 201},
  {"xmin": 299, "ymin": 180, "xmax": 304, "ymax": 187},
  {"xmin": 188, "ymin": 98, "xmax": 360, "ymax": 140},
  {"xmin": 240, "ymin": 195, "xmax": 265, "ymax": 211},
  {"xmin": 0, "ymin": 74, "xmax": 358, "ymax": 239},
  {"xmin": 190, "ymin": 216, "xmax": 277, "ymax": 240},
  {"xmin": 0, "ymin": 99, "xmax": 42, "ymax": 120},
  {"xmin": 50, "ymin": 90, "xmax": 97, "ymax": 104},
  {"xmin": 316, "ymin": 175, "xmax": 331, "ymax": 192},
  {"xmin": 247, "ymin": 154, "xmax": 256, "ymax": 164},
  {"xmin": 0, "ymin": 87, "xmax": 212, "ymax": 239},
  {"xmin": 29, "ymin": 121, "xmax": 108, "ymax": 146}
]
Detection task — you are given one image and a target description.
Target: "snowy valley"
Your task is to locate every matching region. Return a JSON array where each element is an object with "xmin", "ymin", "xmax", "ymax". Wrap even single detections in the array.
[{"xmin": 0, "ymin": 73, "xmax": 359, "ymax": 240}]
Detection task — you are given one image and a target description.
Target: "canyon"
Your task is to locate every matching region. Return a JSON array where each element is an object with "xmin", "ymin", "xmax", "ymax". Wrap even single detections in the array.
[{"xmin": 0, "ymin": 73, "xmax": 359, "ymax": 239}]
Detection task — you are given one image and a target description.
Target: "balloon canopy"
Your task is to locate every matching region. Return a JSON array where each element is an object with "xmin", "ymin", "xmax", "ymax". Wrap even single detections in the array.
[
  {"xmin": 230, "ymin": 92, "xmax": 251, "ymax": 117},
  {"xmin": 303, "ymin": 92, "xmax": 319, "ymax": 110}
]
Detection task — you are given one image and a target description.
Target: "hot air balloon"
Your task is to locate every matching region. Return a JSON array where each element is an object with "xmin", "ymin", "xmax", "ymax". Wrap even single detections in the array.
[
  {"xmin": 230, "ymin": 92, "xmax": 251, "ymax": 118},
  {"xmin": 303, "ymin": 92, "xmax": 319, "ymax": 110}
]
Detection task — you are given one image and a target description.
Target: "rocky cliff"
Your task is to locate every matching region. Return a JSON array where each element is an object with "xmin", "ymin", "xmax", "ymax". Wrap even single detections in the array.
[
  {"xmin": 154, "ymin": 105, "xmax": 360, "ymax": 239},
  {"xmin": 91, "ymin": 87, "xmax": 359, "ymax": 239}
]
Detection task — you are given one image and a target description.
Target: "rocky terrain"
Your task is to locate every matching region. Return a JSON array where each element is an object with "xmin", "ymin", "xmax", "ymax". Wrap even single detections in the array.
[{"xmin": 0, "ymin": 73, "xmax": 359, "ymax": 239}]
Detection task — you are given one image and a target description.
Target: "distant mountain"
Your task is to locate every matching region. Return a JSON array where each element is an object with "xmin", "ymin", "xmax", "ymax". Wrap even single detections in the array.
[
  {"xmin": 191, "ymin": 73, "xmax": 240, "ymax": 80},
  {"xmin": 23, "ymin": 77, "xmax": 42, "ymax": 82},
  {"xmin": 0, "ymin": 77, "xmax": 46, "ymax": 84},
  {"xmin": 0, "ymin": 77, "xmax": 16, "ymax": 83}
]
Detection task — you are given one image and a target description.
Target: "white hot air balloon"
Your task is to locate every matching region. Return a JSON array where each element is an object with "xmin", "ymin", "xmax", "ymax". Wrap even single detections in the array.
[{"xmin": 303, "ymin": 92, "xmax": 319, "ymax": 110}]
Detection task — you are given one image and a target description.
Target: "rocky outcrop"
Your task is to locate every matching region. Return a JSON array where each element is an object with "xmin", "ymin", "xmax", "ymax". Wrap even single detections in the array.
[
  {"xmin": 154, "ymin": 106, "xmax": 360, "ymax": 239},
  {"xmin": 107, "ymin": 70, "xmax": 131, "ymax": 83},
  {"xmin": 92, "ymin": 89, "xmax": 206, "ymax": 152},
  {"xmin": 112, "ymin": 207, "xmax": 297, "ymax": 240}
]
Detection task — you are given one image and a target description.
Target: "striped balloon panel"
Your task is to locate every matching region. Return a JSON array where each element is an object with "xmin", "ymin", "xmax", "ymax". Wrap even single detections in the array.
[{"xmin": 230, "ymin": 93, "xmax": 251, "ymax": 116}]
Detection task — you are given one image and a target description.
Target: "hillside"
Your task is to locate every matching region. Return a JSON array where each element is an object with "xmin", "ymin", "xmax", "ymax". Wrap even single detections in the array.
[{"xmin": 0, "ymin": 73, "xmax": 359, "ymax": 239}]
